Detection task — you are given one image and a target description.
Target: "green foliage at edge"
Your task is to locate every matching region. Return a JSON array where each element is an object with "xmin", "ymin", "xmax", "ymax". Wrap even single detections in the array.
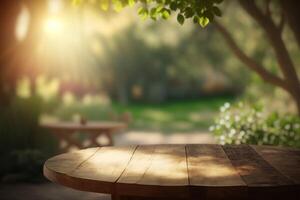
[{"xmin": 72, "ymin": 0, "xmax": 223, "ymax": 27}]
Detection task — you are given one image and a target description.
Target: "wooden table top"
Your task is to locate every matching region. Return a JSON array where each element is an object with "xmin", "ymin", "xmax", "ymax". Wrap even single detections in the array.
[
  {"xmin": 44, "ymin": 144, "xmax": 300, "ymax": 199},
  {"xmin": 41, "ymin": 121, "xmax": 127, "ymax": 132}
]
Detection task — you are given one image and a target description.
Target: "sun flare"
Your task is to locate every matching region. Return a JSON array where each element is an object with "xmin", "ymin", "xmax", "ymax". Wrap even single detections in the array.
[{"xmin": 44, "ymin": 18, "xmax": 63, "ymax": 35}]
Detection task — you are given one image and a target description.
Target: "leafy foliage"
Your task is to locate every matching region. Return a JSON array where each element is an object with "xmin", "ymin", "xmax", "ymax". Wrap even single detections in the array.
[
  {"xmin": 72, "ymin": 0, "xmax": 223, "ymax": 27},
  {"xmin": 90, "ymin": 17, "xmax": 245, "ymax": 104},
  {"xmin": 0, "ymin": 96, "xmax": 58, "ymax": 182},
  {"xmin": 1, "ymin": 149, "xmax": 47, "ymax": 183},
  {"xmin": 210, "ymin": 102, "xmax": 300, "ymax": 148}
]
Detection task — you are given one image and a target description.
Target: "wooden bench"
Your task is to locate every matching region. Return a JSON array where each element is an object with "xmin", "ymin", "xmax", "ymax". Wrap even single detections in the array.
[{"xmin": 42, "ymin": 121, "xmax": 127, "ymax": 152}]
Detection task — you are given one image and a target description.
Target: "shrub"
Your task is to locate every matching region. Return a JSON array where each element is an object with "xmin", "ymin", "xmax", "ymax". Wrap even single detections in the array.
[
  {"xmin": 1, "ymin": 149, "xmax": 47, "ymax": 183},
  {"xmin": 210, "ymin": 102, "xmax": 300, "ymax": 148},
  {"xmin": 0, "ymin": 96, "xmax": 58, "ymax": 181}
]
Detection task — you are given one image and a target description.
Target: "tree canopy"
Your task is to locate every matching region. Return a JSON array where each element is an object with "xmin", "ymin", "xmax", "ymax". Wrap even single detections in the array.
[
  {"xmin": 72, "ymin": 0, "xmax": 223, "ymax": 27},
  {"xmin": 71, "ymin": 0, "xmax": 300, "ymax": 114}
]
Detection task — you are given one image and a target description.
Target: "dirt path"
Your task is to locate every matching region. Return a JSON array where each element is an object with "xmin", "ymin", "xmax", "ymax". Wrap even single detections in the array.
[{"xmin": 114, "ymin": 131, "xmax": 216, "ymax": 145}]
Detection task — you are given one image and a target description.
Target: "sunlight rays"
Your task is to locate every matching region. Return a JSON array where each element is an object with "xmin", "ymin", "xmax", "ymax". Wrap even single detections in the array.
[
  {"xmin": 44, "ymin": 17, "xmax": 64, "ymax": 35},
  {"xmin": 15, "ymin": 5, "xmax": 30, "ymax": 42}
]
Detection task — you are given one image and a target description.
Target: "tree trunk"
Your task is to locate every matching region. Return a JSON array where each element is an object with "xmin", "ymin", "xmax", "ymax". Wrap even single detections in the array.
[
  {"xmin": 238, "ymin": 0, "xmax": 300, "ymax": 115},
  {"xmin": 288, "ymin": 87, "xmax": 300, "ymax": 115},
  {"xmin": 280, "ymin": 0, "xmax": 300, "ymax": 48},
  {"xmin": 215, "ymin": 0, "xmax": 300, "ymax": 115},
  {"xmin": 295, "ymin": 94, "xmax": 300, "ymax": 115}
]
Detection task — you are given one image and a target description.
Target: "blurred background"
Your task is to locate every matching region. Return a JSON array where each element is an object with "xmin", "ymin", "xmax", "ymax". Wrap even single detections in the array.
[{"xmin": 0, "ymin": 0, "xmax": 299, "ymax": 199}]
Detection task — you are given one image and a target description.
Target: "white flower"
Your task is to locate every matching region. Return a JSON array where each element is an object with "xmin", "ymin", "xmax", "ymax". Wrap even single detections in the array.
[
  {"xmin": 294, "ymin": 123, "xmax": 300, "ymax": 129},
  {"xmin": 220, "ymin": 106, "xmax": 226, "ymax": 112},
  {"xmin": 209, "ymin": 126, "xmax": 215, "ymax": 132},
  {"xmin": 240, "ymin": 130, "xmax": 245, "ymax": 136},
  {"xmin": 284, "ymin": 124, "xmax": 291, "ymax": 130},
  {"xmin": 238, "ymin": 134, "xmax": 243, "ymax": 140},
  {"xmin": 256, "ymin": 112, "xmax": 262, "ymax": 117},
  {"xmin": 225, "ymin": 115, "xmax": 230, "ymax": 120},
  {"xmin": 235, "ymin": 115, "xmax": 240, "ymax": 122},
  {"xmin": 229, "ymin": 129, "xmax": 236, "ymax": 137},
  {"xmin": 247, "ymin": 117, "xmax": 253, "ymax": 123},
  {"xmin": 224, "ymin": 102, "xmax": 230, "ymax": 109},
  {"xmin": 220, "ymin": 135, "xmax": 225, "ymax": 141},
  {"xmin": 225, "ymin": 123, "xmax": 230, "ymax": 128}
]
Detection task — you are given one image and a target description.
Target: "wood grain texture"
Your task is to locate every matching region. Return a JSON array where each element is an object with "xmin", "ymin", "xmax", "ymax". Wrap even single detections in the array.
[
  {"xmin": 222, "ymin": 145, "xmax": 298, "ymax": 200},
  {"xmin": 116, "ymin": 145, "xmax": 189, "ymax": 198},
  {"xmin": 44, "ymin": 148, "xmax": 99, "ymax": 174},
  {"xmin": 44, "ymin": 144, "xmax": 300, "ymax": 200},
  {"xmin": 135, "ymin": 145, "xmax": 188, "ymax": 186},
  {"xmin": 186, "ymin": 144, "xmax": 245, "ymax": 186},
  {"xmin": 187, "ymin": 144, "xmax": 247, "ymax": 200},
  {"xmin": 43, "ymin": 147, "xmax": 100, "ymax": 192},
  {"xmin": 222, "ymin": 145, "xmax": 293, "ymax": 186},
  {"xmin": 117, "ymin": 145, "xmax": 156, "ymax": 184},
  {"xmin": 251, "ymin": 145, "xmax": 300, "ymax": 184},
  {"xmin": 69, "ymin": 146, "xmax": 137, "ymax": 182}
]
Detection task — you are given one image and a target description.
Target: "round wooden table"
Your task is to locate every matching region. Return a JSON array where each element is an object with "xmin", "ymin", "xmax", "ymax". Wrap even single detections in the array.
[
  {"xmin": 42, "ymin": 121, "xmax": 127, "ymax": 151},
  {"xmin": 44, "ymin": 144, "xmax": 300, "ymax": 200}
]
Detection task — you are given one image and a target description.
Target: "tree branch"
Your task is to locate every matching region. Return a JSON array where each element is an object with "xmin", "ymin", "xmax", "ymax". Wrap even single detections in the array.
[
  {"xmin": 214, "ymin": 21, "xmax": 287, "ymax": 90},
  {"xmin": 280, "ymin": 0, "xmax": 300, "ymax": 48},
  {"xmin": 238, "ymin": 0, "xmax": 300, "ymax": 93},
  {"xmin": 278, "ymin": 8, "xmax": 285, "ymax": 34},
  {"xmin": 265, "ymin": 0, "xmax": 271, "ymax": 17}
]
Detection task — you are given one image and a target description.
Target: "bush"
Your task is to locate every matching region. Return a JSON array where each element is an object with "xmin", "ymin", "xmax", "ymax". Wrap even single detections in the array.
[
  {"xmin": 210, "ymin": 102, "xmax": 300, "ymax": 148},
  {"xmin": 1, "ymin": 149, "xmax": 47, "ymax": 183},
  {"xmin": 0, "ymin": 96, "xmax": 58, "ymax": 181}
]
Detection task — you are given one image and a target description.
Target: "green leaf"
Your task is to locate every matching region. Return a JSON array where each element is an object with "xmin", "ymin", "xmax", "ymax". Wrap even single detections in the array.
[
  {"xmin": 204, "ymin": 10, "xmax": 214, "ymax": 22},
  {"xmin": 128, "ymin": 0, "xmax": 135, "ymax": 7},
  {"xmin": 150, "ymin": 7, "xmax": 158, "ymax": 20},
  {"xmin": 161, "ymin": 8, "xmax": 171, "ymax": 20},
  {"xmin": 138, "ymin": 7, "xmax": 145, "ymax": 14},
  {"xmin": 100, "ymin": 0, "xmax": 109, "ymax": 11},
  {"xmin": 150, "ymin": 7, "xmax": 157, "ymax": 15},
  {"xmin": 193, "ymin": 16, "xmax": 199, "ymax": 24},
  {"xmin": 170, "ymin": 2, "xmax": 177, "ymax": 11},
  {"xmin": 212, "ymin": 6, "xmax": 222, "ymax": 17},
  {"xmin": 72, "ymin": 0, "xmax": 82, "ymax": 6},
  {"xmin": 184, "ymin": 7, "xmax": 194, "ymax": 18},
  {"xmin": 138, "ymin": 7, "xmax": 149, "ymax": 20},
  {"xmin": 113, "ymin": 0, "xmax": 123, "ymax": 12},
  {"xmin": 177, "ymin": 14, "xmax": 185, "ymax": 25},
  {"xmin": 156, "ymin": 5, "xmax": 164, "ymax": 12},
  {"xmin": 199, "ymin": 16, "xmax": 209, "ymax": 27},
  {"xmin": 214, "ymin": 0, "xmax": 224, "ymax": 4}
]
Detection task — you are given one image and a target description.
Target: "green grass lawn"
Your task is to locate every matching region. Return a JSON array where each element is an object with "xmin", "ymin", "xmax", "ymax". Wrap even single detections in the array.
[{"xmin": 49, "ymin": 96, "xmax": 235, "ymax": 133}]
